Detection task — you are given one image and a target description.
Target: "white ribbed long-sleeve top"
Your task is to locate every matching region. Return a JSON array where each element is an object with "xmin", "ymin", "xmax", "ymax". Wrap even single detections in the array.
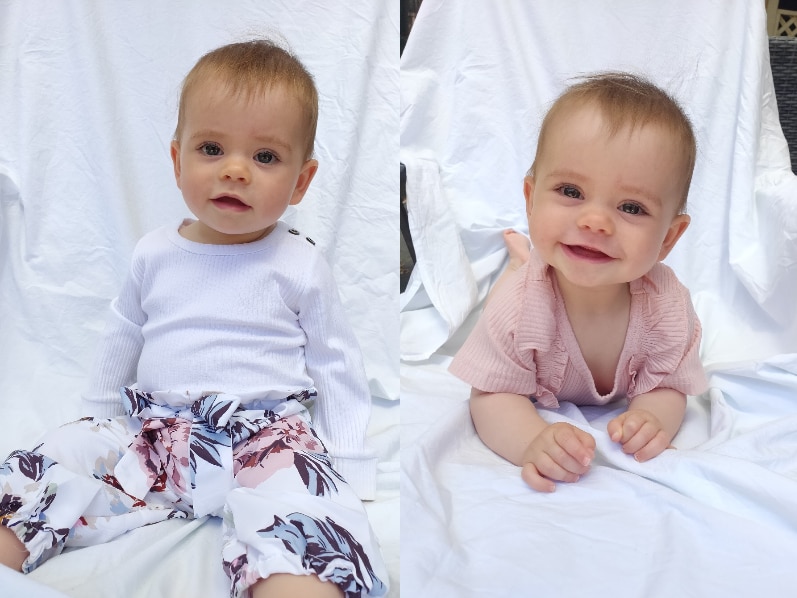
[{"xmin": 82, "ymin": 220, "xmax": 376, "ymax": 499}]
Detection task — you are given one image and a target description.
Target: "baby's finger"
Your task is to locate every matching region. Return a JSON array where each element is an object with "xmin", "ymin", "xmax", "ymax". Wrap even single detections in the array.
[
  {"xmin": 607, "ymin": 416, "xmax": 624, "ymax": 443},
  {"xmin": 632, "ymin": 431, "xmax": 672, "ymax": 462},
  {"xmin": 541, "ymin": 444, "xmax": 587, "ymax": 479},
  {"xmin": 620, "ymin": 420, "xmax": 659, "ymax": 455},
  {"xmin": 617, "ymin": 414, "xmax": 648, "ymax": 444},
  {"xmin": 537, "ymin": 451, "xmax": 583, "ymax": 483},
  {"xmin": 521, "ymin": 462, "xmax": 556, "ymax": 492},
  {"xmin": 553, "ymin": 424, "xmax": 595, "ymax": 469}
]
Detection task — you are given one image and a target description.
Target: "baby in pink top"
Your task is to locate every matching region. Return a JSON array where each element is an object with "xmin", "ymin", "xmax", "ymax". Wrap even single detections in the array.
[{"xmin": 449, "ymin": 73, "xmax": 709, "ymax": 492}]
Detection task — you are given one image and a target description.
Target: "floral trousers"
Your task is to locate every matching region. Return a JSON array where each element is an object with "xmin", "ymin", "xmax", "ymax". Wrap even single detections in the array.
[{"xmin": 0, "ymin": 388, "xmax": 388, "ymax": 598}]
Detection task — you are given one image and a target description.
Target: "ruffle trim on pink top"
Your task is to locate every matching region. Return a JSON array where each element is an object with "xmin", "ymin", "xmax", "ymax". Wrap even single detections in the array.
[{"xmin": 513, "ymin": 257, "xmax": 567, "ymax": 408}]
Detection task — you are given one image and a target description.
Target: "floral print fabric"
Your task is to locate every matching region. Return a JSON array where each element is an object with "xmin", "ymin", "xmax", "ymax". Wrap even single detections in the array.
[
  {"xmin": 116, "ymin": 387, "xmax": 324, "ymax": 517},
  {"xmin": 0, "ymin": 389, "xmax": 387, "ymax": 597}
]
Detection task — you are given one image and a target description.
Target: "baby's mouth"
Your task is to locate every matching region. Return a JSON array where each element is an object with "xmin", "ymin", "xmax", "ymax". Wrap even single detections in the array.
[
  {"xmin": 211, "ymin": 195, "xmax": 250, "ymax": 211},
  {"xmin": 564, "ymin": 244, "xmax": 613, "ymax": 261}
]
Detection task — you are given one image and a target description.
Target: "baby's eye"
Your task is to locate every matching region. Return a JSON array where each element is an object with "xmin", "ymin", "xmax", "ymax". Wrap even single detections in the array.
[
  {"xmin": 255, "ymin": 151, "xmax": 276, "ymax": 164},
  {"xmin": 199, "ymin": 142, "xmax": 222, "ymax": 156},
  {"xmin": 558, "ymin": 185, "xmax": 582, "ymax": 199},
  {"xmin": 619, "ymin": 202, "xmax": 646, "ymax": 215}
]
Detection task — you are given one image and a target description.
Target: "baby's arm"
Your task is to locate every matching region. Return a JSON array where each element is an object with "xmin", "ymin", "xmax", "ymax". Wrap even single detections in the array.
[
  {"xmin": 607, "ymin": 388, "xmax": 686, "ymax": 462},
  {"xmin": 486, "ymin": 230, "xmax": 532, "ymax": 305},
  {"xmin": 300, "ymin": 252, "xmax": 377, "ymax": 501},
  {"xmin": 82, "ymin": 254, "xmax": 146, "ymax": 418},
  {"xmin": 470, "ymin": 388, "xmax": 595, "ymax": 493}
]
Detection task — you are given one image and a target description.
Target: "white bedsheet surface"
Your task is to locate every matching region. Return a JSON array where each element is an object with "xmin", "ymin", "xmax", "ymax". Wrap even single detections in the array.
[
  {"xmin": 401, "ymin": 1, "xmax": 797, "ymax": 596},
  {"xmin": 401, "ymin": 356, "xmax": 797, "ymax": 597},
  {"xmin": 0, "ymin": 1, "xmax": 398, "ymax": 596}
]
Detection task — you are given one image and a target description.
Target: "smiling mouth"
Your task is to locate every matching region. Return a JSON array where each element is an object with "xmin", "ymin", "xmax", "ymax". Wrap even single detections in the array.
[
  {"xmin": 211, "ymin": 196, "xmax": 250, "ymax": 211},
  {"xmin": 563, "ymin": 244, "xmax": 614, "ymax": 262}
]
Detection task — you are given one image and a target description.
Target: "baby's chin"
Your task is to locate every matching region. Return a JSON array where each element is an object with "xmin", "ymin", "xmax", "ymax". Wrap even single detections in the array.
[
  {"xmin": 181, "ymin": 220, "xmax": 276, "ymax": 245},
  {"xmin": 549, "ymin": 263, "xmax": 648, "ymax": 291}
]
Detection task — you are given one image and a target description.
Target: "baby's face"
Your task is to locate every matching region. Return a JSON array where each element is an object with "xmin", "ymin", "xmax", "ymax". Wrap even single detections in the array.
[
  {"xmin": 170, "ymin": 80, "xmax": 317, "ymax": 244},
  {"xmin": 525, "ymin": 104, "xmax": 689, "ymax": 290}
]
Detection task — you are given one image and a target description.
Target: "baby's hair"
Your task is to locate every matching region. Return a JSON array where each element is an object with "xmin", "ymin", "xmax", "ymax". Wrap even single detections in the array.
[
  {"xmin": 529, "ymin": 72, "xmax": 696, "ymax": 213},
  {"xmin": 174, "ymin": 39, "xmax": 318, "ymax": 161}
]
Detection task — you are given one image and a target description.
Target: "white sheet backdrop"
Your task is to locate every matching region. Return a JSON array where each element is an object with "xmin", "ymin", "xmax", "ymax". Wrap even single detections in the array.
[
  {"xmin": 0, "ymin": 1, "xmax": 399, "ymax": 596},
  {"xmin": 401, "ymin": 1, "xmax": 797, "ymax": 597}
]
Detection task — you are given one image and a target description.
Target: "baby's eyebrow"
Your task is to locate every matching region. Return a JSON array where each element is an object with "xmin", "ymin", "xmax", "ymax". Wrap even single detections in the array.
[
  {"xmin": 253, "ymin": 134, "xmax": 293, "ymax": 153},
  {"xmin": 617, "ymin": 184, "xmax": 661, "ymax": 206},
  {"xmin": 187, "ymin": 129, "xmax": 223, "ymax": 141},
  {"xmin": 545, "ymin": 168, "xmax": 588, "ymax": 185}
]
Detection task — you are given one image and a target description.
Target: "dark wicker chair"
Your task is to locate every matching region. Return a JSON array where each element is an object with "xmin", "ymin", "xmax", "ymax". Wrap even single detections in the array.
[
  {"xmin": 769, "ymin": 35, "xmax": 797, "ymax": 172},
  {"xmin": 400, "ymin": 1, "xmax": 423, "ymax": 292},
  {"xmin": 400, "ymin": 0, "xmax": 424, "ymax": 55},
  {"xmin": 400, "ymin": 163, "xmax": 415, "ymax": 292}
]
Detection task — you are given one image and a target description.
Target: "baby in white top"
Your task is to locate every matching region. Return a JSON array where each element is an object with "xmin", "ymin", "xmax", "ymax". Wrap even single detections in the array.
[{"xmin": 0, "ymin": 39, "xmax": 386, "ymax": 598}]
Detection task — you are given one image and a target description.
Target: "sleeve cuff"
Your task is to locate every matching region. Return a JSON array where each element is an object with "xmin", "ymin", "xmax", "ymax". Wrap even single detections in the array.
[{"xmin": 332, "ymin": 455, "xmax": 378, "ymax": 501}]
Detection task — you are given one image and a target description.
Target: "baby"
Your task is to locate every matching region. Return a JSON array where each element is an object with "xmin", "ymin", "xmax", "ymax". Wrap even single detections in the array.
[
  {"xmin": 0, "ymin": 40, "xmax": 387, "ymax": 598},
  {"xmin": 449, "ymin": 72, "xmax": 708, "ymax": 493}
]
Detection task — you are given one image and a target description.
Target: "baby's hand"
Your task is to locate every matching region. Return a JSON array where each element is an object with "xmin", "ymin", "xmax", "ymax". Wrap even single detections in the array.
[
  {"xmin": 520, "ymin": 423, "xmax": 595, "ymax": 493},
  {"xmin": 608, "ymin": 409, "xmax": 672, "ymax": 462}
]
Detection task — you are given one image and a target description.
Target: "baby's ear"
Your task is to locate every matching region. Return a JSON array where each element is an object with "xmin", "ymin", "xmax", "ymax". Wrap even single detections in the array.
[
  {"xmin": 289, "ymin": 159, "xmax": 319, "ymax": 206},
  {"xmin": 658, "ymin": 214, "xmax": 690, "ymax": 260},
  {"xmin": 170, "ymin": 141, "xmax": 182, "ymax": 189},
  {"xmin": 523, "ymin": 176, "xmax": 535, "ymax": 217}
]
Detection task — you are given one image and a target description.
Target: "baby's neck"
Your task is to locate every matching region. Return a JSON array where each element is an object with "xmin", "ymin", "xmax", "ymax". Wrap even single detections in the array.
[
  {"xmin": 553, "ymin": 271, "xmax": 632, "ymax": 396},
  {"xmin": 553, "ymin": 270, "xmax": 630, "ymax": 317}
]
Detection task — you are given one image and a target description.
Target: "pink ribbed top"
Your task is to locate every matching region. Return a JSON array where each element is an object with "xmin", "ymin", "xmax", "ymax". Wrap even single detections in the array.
[{"xmin": 449, "ymin": 251, "xmax": 708, "ymax": 407}]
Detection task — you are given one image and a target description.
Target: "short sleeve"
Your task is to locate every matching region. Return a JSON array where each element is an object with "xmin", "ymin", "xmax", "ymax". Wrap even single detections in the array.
[
  {"xmin": 449, "ymin": 264, "xmax": 541, "ymax": 396},
  {"xmin": 627, "ymin": 265, "xmax": 709, "ymax": 399}
]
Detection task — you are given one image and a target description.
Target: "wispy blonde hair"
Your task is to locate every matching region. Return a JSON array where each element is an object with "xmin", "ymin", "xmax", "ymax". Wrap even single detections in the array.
[
  {"xmin": 530, "ymin": 72, "xmax": 696, "ymax": 212},
  {"xmin": 175, "ymin": 39, "xmax": 318, "ymax": 161}
]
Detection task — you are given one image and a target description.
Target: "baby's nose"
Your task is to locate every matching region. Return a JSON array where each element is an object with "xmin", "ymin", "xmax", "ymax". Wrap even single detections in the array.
[
  {"xmin": 576, "ymin": 203, "xmax": 614, "ymax": 234},
  {"xmin": 220, "ymin": 156, "xmax": 250, "ymax": 182}
]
